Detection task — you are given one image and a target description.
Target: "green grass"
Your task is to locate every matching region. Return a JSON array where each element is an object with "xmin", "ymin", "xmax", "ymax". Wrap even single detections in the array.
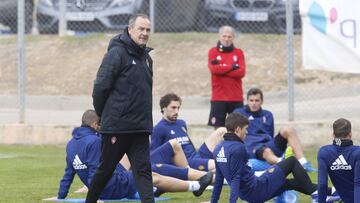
[{"xmin": 0, "ymin": 145, "xmax": 319, "ymax": 203}]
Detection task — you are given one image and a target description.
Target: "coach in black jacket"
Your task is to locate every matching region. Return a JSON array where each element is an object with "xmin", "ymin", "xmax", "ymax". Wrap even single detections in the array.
[{"xmin": 86, "ymin": 14, "xmax": 155, "ymax": 203}]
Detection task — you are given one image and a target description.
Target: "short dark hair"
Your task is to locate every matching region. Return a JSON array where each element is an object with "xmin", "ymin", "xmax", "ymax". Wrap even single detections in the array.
[
  {"xmin": 333, "ymin": 118, "xmax": 351, "ymax": 138},
  {"xmin": 81, "ymin": 109, "xmax": 99, "ymax": 126},
  {"xmin": 159, "ymin": 93, "xmax": 182, "ymax": 113},
  {"xmin": 225, "ymin": 112, "xmax": 249, "ymax": 132},
  {"xmin": 247, "ymin": 88, "xmax": 263, "ymax": 101},
  {"xmin": 128, "ymin": 13, "xmax": 150, "ymax": 28}
]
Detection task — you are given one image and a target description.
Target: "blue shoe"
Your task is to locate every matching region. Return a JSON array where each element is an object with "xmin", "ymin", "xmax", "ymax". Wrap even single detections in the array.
[{"xmin": 303, "ymin": 162, "xmax": 317, "ymax": 173}]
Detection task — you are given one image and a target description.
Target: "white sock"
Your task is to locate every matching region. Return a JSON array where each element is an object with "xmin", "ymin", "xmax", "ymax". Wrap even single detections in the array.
[
  {"xmin": 298, "ymin": 157, "xmax": 307, "ymax": 165},
  {"xmin": 187, "ymin": 181, "xmax": 201, "ymax": 191}
]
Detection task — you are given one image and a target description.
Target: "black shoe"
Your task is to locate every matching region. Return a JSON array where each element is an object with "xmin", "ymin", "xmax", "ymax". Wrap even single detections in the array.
[
  {"xmin": 193, "ymin": 172, "xmax": 214, "ymax": 197},
  {"xmin": 154, "ymin": 188, "xmax": 166, "ymax": 197}
]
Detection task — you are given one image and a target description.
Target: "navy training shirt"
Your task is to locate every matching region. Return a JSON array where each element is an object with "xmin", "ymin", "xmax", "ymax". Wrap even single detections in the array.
[
  {"xmin": 150, "ymin": 118, "xmax": 197, "ymax": 159},
  {"xmin": 317, "ymin": 139, "xmax": 360, "ymax": 203}
]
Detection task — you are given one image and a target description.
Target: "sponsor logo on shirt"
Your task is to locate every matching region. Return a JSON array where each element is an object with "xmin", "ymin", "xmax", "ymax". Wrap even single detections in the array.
[
  {"xmin": 216, "ymin": 147, "xmax": 227, "ymax": 163},
  {"xmin": 175, "ymin": 136, "xmax": 190, "ymax": 145},
  {"xmin": 73, "ymin": 154, "xmax": 87, "ymax": 170},
  {"xmin": 330, "ymin": 154, "xmax": 352, "ymax": 170}
]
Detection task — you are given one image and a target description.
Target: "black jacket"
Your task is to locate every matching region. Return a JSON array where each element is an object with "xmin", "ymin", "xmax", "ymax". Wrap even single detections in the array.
[{"xmin": 92, "ymin": 28, "xmax": 153, "ymax": 134}]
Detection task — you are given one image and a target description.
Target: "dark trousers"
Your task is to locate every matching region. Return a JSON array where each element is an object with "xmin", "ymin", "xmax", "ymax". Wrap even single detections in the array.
[
  {"xmin": 85, "ymin": 133, "xmax": 154, "ymax": 203},
  {"xmin": 277, "ymin": 156, "xmax": 316, "ymax": 195}
]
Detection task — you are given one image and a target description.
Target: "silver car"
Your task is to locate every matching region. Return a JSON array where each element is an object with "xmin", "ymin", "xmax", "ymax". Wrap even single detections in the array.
[
  {"xmin": 36, "ymin": 0, "xmax": 143, "ymax": 33},
  {"xmin": 36, "ymin": 0, "xmax": 203, "ymax": 33}
]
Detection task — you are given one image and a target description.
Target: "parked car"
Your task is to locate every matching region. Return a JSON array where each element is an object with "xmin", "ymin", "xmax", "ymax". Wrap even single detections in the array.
[
  {"xmin": 0, "ymin": 0, "xmax": 34, "ymax": 33},
  {"xmin": 36, "ymin": 0, "xmax": 201, "ymax": 33},
  {"xmin": 36, "ymin": 0, "xmax": 143, "ymax": 33},
  {"xmin": 198, "ymin": 0, "xmax": 301, "ymax": 33}
]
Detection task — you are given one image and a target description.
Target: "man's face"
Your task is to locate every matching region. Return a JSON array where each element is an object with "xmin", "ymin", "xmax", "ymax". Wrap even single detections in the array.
[
  {"xmin": 128, "ymin": 17, "xmax": 151, "ymax": 46},
  {"xmin": 241, "ymin": 125, "xmax": 248, "ymax": 140},
  {"xmin": 247, "ymin": 94, "xmax": 263, "ymax": 112},
  {"xmin": 219, "ymin": 29, "xmax": 234, "ymax": 47},
  {"xmin": 163, "ymin": 101, "xmax": 181, "ymax": 122}
]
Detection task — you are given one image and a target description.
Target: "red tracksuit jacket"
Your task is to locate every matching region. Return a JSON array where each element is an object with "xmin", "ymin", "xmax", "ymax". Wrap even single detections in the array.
[{"xmin": 208, "ymin": 47, "xmax": 246, "ymax": 101}]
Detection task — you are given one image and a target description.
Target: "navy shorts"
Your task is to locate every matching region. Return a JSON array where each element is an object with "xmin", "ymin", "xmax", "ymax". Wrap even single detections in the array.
[
  {"xmin": 255, "ymin": 133, "xmax": 288, "ymax": 160},
  {"xmin": 150, "ymin": 142, "xmax": 174, "ymax": 164},
  {"xmin": 208, "ymin": 101, "xmax": 243, "ymax": 127},
  {"xmin": 198, "ymin": 143, "xmax": 213, "ymax": 159},
  {"xmin": 188, "ymin": 153, "xmax": 210, "ymax": 171}
]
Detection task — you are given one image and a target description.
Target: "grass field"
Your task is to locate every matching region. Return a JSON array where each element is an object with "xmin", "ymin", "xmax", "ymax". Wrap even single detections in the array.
[{"xmin": 0, "ymin": 145, "xmax": 320, "ymax": 203}]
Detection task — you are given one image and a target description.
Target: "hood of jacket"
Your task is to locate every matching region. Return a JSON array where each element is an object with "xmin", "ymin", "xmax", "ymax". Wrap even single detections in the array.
[
  {"xmin": 108, "ymin": 27, "xmax": 152, "ymax": 57},
  {"xmin": 72, "ymin": 126, "xmax": 98, "ymax": 140}
]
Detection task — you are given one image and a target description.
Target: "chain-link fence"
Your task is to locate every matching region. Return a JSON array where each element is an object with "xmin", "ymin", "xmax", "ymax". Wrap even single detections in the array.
[
  {"xmin": 0, "ymin": 0, "xmax": 302, "ymax": 34},
  {"xmin": 0, "ymin": 0, "xmax": 359, "ymax": 124}
]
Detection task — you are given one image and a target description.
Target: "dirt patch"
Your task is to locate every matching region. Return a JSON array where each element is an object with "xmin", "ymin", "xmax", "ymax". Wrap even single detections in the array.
[{"xmin": 0, "ymin": 33, "xmax": 359, "ymax": 96}]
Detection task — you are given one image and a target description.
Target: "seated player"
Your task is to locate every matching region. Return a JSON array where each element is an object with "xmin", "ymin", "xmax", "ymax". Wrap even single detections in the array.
[
  {"xmin": 317, "ymin": 118, "xmax": 360, "ymax": 203},
  {"xmin": 151, "ymin": 93, "xmax": 227, "ymax": 171},
  {"xmin": 233, "ymin": 88, "xmax": 316, "ymax": 172},
  {"xmin": 55, "ymin": 110, "xmax": 212, "ymax": 200},
  {"xmin": 211, "ymin": 112, "xmax": 338, "ymax": 203}
]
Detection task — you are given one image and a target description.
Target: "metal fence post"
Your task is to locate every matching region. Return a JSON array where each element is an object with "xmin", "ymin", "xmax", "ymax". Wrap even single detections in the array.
[
  {"xmin": 286, "ymin": 0, "xmax": 295, "ymax": 121},
  {"xmin": 59, "ymin": 0, "xmax": 67, "ymax": 36},
  {"xmin": 17, "ymin": 0, "xmax": 26, "ymax": 123},
  {"xmin": 150, "ymin": 0, "xmax": 155, "ymax": 33}
]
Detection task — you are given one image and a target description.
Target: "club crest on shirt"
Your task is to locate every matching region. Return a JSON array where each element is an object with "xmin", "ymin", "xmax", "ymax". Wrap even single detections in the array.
[
  {"xmin": 111, "ymin": 136, "xmax": 117, "ymax": 144},
  {"xmin": 263, "ymin": 116, "xmax": 267, "ymax": 123},
  {"xmin": 233, "ymin": 55, "xmax": 238, "ymax": 62},
  {"xmin": 216, "ymin": 55, "xmax": 222, "ymax": 61},
  {"xmin": 211, "ymin": 117, "xmax": 216, "ymax": 125},
  {"xmin": 156, "ymin": 164, "xmax": 162, "ymax": 168},
  {"xmin": 181, "ymin": 127, "xmax": 187, "ymax": 133},
  {"xmin": 198, "ymin": 165, "xmax": 205, "ymax": 170},
  {"xmin": 267, "ymin": 167, "xmax": 275, "ymax": 173}
]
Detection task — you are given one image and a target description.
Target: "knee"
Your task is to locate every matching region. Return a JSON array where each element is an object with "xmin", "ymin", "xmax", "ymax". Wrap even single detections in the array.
[
  {"xmin": 152, "ymin": 172, "xmax": 161, "ymax": 186},
  {"xmin": 279, "ymin": 126, "xmax": 295, "ymax": 138},
  {"xmin": 286, "ymin": 156, "xmax": 297, "ymax": 163},
  {"xmin": 262, "ymin": 148, "xmax": 274, "ymax": 159},
  {"xmin": 169, "ymin": 139, "xmax": 181, "ymax": 152}
]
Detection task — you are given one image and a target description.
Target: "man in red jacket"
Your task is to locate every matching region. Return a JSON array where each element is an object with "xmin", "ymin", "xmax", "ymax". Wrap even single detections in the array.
[{"xmin": 208, "ymin": 25, "xmax": 246, "ymax": 129}]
